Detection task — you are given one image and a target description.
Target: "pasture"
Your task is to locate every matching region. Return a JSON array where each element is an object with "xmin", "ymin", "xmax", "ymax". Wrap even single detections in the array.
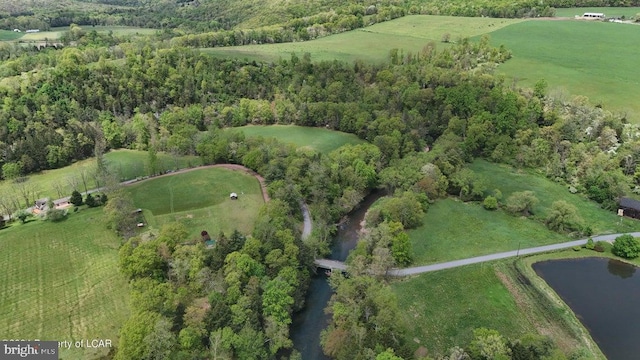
[
  {"xmin": 392, "ymin": 259, "xmax": 595, "ymax": 357},
  {"xmin": 228, "ymin": 125, "xmax": 366, "ymax": 153},
  {"xmin": 126, "ymin": 167, "xmax": 264, "ymax": 239},
  {"xmin": 554, "ymin": 6, "xmax": 640, "ymax": 18},
  {"xmin": 8, "ymin": 26, "xmax": 158, "ymax": 42},
  {"xmin": 409, "ymin": 198, "xmax": 569, "ymax": 265},
  {"xmin": 0, "ymin": 208, "xmax": 129, "ymax": 360},
  {"xmin": 0, "ymin": 149, "xmax": 201, "ymax": 205},
  {"xmin": 203, "ymin": 15, "xmax": 523, "ymax": 63},
  {"xmin": 469, "ymin": 159, "xmax": 640, "ymax": 235},
  {"xmin": 486, "ymin": 19, "xmax": 640, "ymax": 122}
]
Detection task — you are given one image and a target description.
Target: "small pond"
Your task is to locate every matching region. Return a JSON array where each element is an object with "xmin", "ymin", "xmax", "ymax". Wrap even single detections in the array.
[{"xmin": 533, "ymin": 257, "xmax": 640, "ymax": 360}]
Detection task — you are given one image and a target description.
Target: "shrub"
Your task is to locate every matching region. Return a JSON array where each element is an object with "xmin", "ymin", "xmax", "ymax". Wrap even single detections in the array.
[
  {"xmin": 85, "ymin": 193, "xmax": 98, "ymax": 208},
  {"xmin": 585, "ymin": 238, "xmax": 595, "ymax": 250},
  {"xmin": 46, "ymin": 208, "xmax": 67, "ymax": 222},
  {"xmin": 506, "ymin": 191, "xmax": 538, "ymax": 216},
  {"xmin": 572, "ymin": 246, "xmax": 581, "ymax": 251},
  {"xmin": 14, "ymin": 209, "xmax": 31, "ymax": 224},
  {"xmin": 612, "ymin": 234, "xmax": 640, "ymax": 259},
  {"xmin": 594, "ymin": 241, "xmax": 607, "ymax": 253},
  {"xmin": 545, "ymin": 201, "xmax": 583, "ymax": 233},
  {"xmin": 483, "ymin": 196, "xmax": 498, "ymax": 210}
]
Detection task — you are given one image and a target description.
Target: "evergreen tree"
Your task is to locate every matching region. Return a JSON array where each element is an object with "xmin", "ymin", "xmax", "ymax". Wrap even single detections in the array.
[
  {"xmin": 85, "ymin": 193, "xmax": 97, "ymax": 208},
  {"xmin": 70, "ymin": 190, "xmax": 83, "ymax": 206}
]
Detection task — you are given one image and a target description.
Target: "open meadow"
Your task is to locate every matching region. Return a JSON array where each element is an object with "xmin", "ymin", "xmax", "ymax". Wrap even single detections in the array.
[
  {"xmin": 203, "ymin": 15, "xmax": 523, "ymax": 63},
  {"xmin": 486, "ymin": 19, "xmax": 640, "ymax": 122},
  {"xmin": 0, "ymin": 208, "xmax": 129, "ymax": 360},
  {"xmin": 392, "ymin": 257, "xmax": 599, "ymax": 357},
  {"xmin": 227, "ymin": 125, "xmax": 366, "ymax": 153},
  {"xmin": 126, "ymin": 167, "xmax": 264, "ymax": 240},
  {"xmin": 469, "ymin": 160, "xmax": 640, "ymax": 234},
  {"xmin": 0, "ymin": 149, "xmax": 201, "ymax": 205},
  {"xmin": 554, "ymin": 6, "xmax": 640, "ymax": 18}
]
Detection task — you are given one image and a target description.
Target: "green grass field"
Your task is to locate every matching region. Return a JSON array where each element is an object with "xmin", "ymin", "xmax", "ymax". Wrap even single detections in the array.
[
  {"xmin": 409, "ymin": 198, "xmax": 570, "ymax": 265},
  {"xmin": 486, "ymin": 19, "xmax": 640, "ymax": 122},
  {"xmin": 0, "ymin": 208, "xmax": 129, "ymax": 360},
  {"xmin": 0, "ymin": 149, "xmax": 201, "ymax": 204},
  {"xmin": 203, "ymin": 15, "xmax": 523, "ymax": 63},
  {"xmin": 126, "ymin": 167, "xmax": 264, "ymax": 239},
  {"xmin": 469, "ymin": 159, "xmax": 640, "ymax": 235},
  {"xmin": 392, "ymin": 263, "xmax": 536, "ymax": 356},
  {"xmin": 7, "ymin": 26, "xmax": 158, "ymax": 42},
  {"xmin": 228, "ymin": 125, "xmax": 366, "ymax": 153},
  {"xmin": 554, "ymin": 7, "xmax": 640, "ymax": 18}
]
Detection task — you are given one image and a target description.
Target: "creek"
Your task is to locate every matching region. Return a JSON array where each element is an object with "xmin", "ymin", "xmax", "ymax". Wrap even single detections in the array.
[
  {"xmin": 533, "ymin": 257, "xmax": 640, "ymax": 360},
  {"xmin": 291, "ymin": 191, "xmax": 384, "ymax": 359}
]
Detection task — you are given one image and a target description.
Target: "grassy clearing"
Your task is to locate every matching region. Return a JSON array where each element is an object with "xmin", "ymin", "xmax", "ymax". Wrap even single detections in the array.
[
  {"xmin": 554, "ymin": 7, "xmax": 640, "ymax": 18},
  {"xmin": 392, "ymin": 263, "xmax": 536, "ymax": 356},
  {"xmin": 0, "ymin": 149, "xmax": 201, "ymax": 204},
  {"xmin": 127, "ymin": 167, "xmax": 264, "ymax": 240},
  {"xmin": 486, "ymin": 19, "xmax": 640, "ymax": 122},
  {"xmin": 0, "ymin": 30, "xmax": 24, "ymax": 41},
  {"xmin": 203, "ymin": 15, "xmax": 523, "ymax": 63},
  {"xmin": 228, "ymin": 125, "xmax": 366, "ymax": 153},
  {"xmin": 10, "ymin": 26, "xmax": 157, "ymax": 42},
  {"xmin": 409, "ymin": 198, "xmax": 569, "ymax": 265},
  {"xmin": 393, "ymin": 252, "xmax": 607, "ymax": 357},
  {"xmin": 469, "ymin": 159, "xmax": 640, "ymax": 235},
  {"xmin": 0, "ymin": 208, "xmax": 129, "ymax": 360}
]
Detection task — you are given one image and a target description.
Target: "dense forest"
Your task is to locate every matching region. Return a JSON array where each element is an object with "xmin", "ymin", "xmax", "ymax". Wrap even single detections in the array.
[{"xmin": 2, "ymin": 0, "xmax": 640, "ymax": 358}]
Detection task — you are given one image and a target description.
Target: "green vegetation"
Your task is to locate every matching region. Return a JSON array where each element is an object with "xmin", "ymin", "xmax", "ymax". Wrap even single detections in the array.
[
  {"xmin": 554, "ymin": 7, "xmax": 640, "ymax": 18},
  {"xmin": 228, "ymin": 125, "xmax": 365, "ymax": 153},
  {"xmin": 393, "ymin": 264, "xmax": 535, "ymax": 356},
  {"xmin": 486, "ymin": 19, "xmax": 640, "ymax": 122},
  {"xmin": 611, "ymin": 234, "xmax": 640, "ymax": 258},
  {"xmin": 469, "ymin": 160, "xmax": 640, "ymax": 235},
  {"xmin": 0, "ymin": 208, "xmax": 130, "ymax": 360},
  {"xmin": 0, "ymin": 149, "xmax": 201, "ymax": 202},
  {"xmin": 204, "ymin": 15, "xmax": 522, "ymax": 63},
  {"xmin": 408, "ymin": 198, "xmax": 569, "ymax": 265},
  {"xmin": 126, "ymin": 167, "xmax": 264, "ymax": 239},
  {"xmin": 0, "ymin": 30, "xmax": 23, "ymax": 41}
]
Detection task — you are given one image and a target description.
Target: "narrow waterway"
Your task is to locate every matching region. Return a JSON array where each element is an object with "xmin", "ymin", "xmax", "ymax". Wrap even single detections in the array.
[
  {"xmin": 291, "ymin": 191, "xmax": 384, "ymax": 359},
  {"xmin": 533, "ymin": 257, "xmax": 640, "ymax": 360}
]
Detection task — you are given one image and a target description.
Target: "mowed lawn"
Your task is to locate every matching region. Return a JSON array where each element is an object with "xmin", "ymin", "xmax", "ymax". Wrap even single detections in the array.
[
  {"xmin": 409, "ymin": 198, "xmax": 569, "ymax": 265},
  {"xmin": 392, "ymin": 263, "xmax": 536, "ymax": 356},
  {"xmin": 0, "ymin": 149, "xmax": 201, "ymax": 203},
  {"xmin": 203, "ymin": 15, "xmax": 522, "ymax": 63},
  {"xmin": 11, "ymin": 26, "xmax": 158, "ymax": 42},
  {"xmin": 127, "ymin": 167, "xmax": 264, "ymax": 239},
  {"xmin": 0, "ymin": 208, "xmax": 129, "ymax": 360},
  {"xmin": 486, "ymin": 19, "xmax": 640, "ymax": 122},
  {"xmin": 228, "ymin": 125, "xmax": 366, "ymax": 153},
  {"xmin": 469, "ymin": 159, "xmax": 640, "ymax": 235}
]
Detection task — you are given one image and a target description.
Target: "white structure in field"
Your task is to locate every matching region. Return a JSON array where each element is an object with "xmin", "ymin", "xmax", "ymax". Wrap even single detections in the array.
[{"xmin": 580, "ymin": 12, "xmax": 605, "ymax": 19}]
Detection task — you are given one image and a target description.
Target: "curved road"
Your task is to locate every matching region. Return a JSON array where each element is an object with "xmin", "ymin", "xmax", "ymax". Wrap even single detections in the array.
[{"xmin": 315, "ymin": 232, "xmax": 640, "ymax": 276}]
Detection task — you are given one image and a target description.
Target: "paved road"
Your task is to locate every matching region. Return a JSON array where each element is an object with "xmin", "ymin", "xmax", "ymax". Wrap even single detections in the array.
[{"xmin": 315, "ymin": 232, "xmax": 640, "ymax": 277}]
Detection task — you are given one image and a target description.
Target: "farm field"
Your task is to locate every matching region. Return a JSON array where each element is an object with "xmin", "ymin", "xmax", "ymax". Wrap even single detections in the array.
[
  {"xmin": 126, "ymin": 167, "xmax": 264, "ymax": 240},
  {"xmin": 0, "ymin": 208, "xmax": 129, "ymax": 360},
  {"xmin": 6, "ymin": 26, "xmax": 158, "ymax": 42},
  {"xmin": 554, "ymin": 6, "xmax": 640, "ymax": 18},
  {"xmin": 228, "ymin": 125, "xmax": 366, "ymax": 153},
  {"xmin": 392, "ymin": 259, "xmax": 594, "ymax": 357},
  {"xmin": 203, "ymin": 15, "xmax": 523, "ymax": 63},
  {"xmin": 469, "ymin": 159, "xmax": 640, "ymax": 235},
  {"xmin": 486, "ymin": 19, "xmax": 640, "ymax": 122},
  {"xmin": 0, "ymin": 149, "xmax": 201, "ymax": 205}
]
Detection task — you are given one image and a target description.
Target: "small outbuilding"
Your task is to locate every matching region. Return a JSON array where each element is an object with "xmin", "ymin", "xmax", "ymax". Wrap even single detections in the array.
[
  {"xmin": 618, "ymin": 197, "xmax": 640, "ymax": 219},
  {"xmin": 230, "ymin": 192, "xmax": 238, "ymax": 200}
]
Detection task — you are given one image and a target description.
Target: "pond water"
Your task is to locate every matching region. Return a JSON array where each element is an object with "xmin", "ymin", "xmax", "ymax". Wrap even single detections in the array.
[
  {"xmin": 291, "ymin": 191, "xmax": 384, "ymax": 360},
  {"xmin": 533, "ymin": 257, "xmax": 640, "ymax": 360}
]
